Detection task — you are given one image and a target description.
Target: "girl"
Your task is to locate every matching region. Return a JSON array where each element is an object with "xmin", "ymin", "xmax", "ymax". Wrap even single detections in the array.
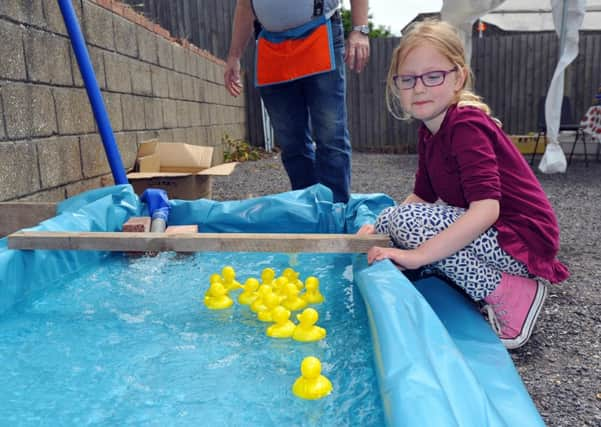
[{"xmin": 358, "ymin": 20, "xmax": 569, "ymax": 349}]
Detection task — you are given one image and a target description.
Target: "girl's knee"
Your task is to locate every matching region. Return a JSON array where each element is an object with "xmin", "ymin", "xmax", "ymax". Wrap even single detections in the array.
[
  {"xmin": 377, "ymin": 204, "xmax": 426, "ymax": 248},
  {"xmin": 375, "ymin": 204, "xmax": 420, "ymax": 233},
  {"xmin": 374, "ymin": 206, "xmax": 395, "ymax": 234},
  {"xmin": 389, "ymin": 203, "xmax": 425, "ymax": 227}
]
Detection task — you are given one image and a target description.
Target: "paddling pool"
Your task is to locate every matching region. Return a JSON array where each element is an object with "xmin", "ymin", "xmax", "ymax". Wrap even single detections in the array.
[{"xmin": 0, "ymin": 184, "xmax": 545, "ymax": 426}]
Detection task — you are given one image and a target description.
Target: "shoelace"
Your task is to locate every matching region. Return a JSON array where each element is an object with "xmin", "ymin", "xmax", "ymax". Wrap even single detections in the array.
[{"xmin": 481, "ymin": 303, "xmax": 503, "ymax": 335}]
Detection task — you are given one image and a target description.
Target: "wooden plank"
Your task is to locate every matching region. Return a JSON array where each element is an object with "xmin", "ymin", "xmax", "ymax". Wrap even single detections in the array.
[
  {"xmin": 8, "ymin": 231, "xmax": 391, "ymax": 253},
  {"xmin": 0, "ymin": 202, "xmax": 57, "ymax": 237}
]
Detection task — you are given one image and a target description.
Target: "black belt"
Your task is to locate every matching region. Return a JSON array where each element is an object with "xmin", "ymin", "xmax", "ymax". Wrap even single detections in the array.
[
  {"xmin": 314, "ymin": 0, "xmax": 324, "ymax": 16},
  {"xmin": 314, "ymin": 1, "xmax": 340, "ymax": 19}
]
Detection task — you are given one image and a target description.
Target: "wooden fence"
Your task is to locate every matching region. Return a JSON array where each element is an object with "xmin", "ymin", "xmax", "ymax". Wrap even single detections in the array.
[
  {"xmin": 471, "ymin": 31, "xmax": 601, "ymax": 140},
  {"xmin": 347, "ymin": 31, "xmax": 601, "ymax": 153},
  {"xmin": 121, "ymin": 0, "xmax": 601, "ymax": 153},
  {"xmin": 122, "ymin": 0, "xmax": 235, "ymax": 58}
]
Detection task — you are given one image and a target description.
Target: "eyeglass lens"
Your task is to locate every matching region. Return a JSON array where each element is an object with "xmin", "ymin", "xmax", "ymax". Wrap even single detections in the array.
[{"xmin": 398, "ymin": 71, "xmax": 447, "ymax": 89}]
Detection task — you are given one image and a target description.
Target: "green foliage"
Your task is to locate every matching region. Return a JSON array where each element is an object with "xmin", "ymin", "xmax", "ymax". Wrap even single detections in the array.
[
  {"xmin": 222, "ymin": 134, "xmax": 263, "ymax": 162},
  {"xmin": 341, "ymin": 8, "xmax": 393, "ymax": 38}
]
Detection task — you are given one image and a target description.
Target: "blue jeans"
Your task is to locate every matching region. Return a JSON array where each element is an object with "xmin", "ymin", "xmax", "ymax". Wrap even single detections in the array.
[{"xmin": 259, "ymin": 16, "xmax": 351, "ymax": 203}]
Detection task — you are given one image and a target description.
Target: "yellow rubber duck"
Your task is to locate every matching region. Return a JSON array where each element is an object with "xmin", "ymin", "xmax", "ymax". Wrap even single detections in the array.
[
  {"xmin": 238, "ymin": 277, "xmax": 260, "ymax": 305},
  {"xmin": 209, "ymin": 273, "xmax": 223, "ymax": 284},
  {"xmin": 222, "ymin": 265, "xmax": 242, "ymax": 292},
  {"xmin": 250, "ymin": 284, "xmax": 272, "ymax": 313},
  {"xmin": 301, "ymin": 276, "xmax": 325, "ymax": 304},
  {"xmin": 282, "ymin": 267, "xmax": 304, "ymax": 290},
  {"xmin": 257, "ymin": 292, "xmax": 280, "ymax": 322},
  {"xmin": 273, "ymin": 276, "xmax": 289, "ymax": 296},
  {"xmin": 204, "ymin": 281, "xmax": 233, "ymax": 310},
  {"xmin": 292, "ymin": 356, "xmax": 333, "ymax": 400},
  {"xmin": 293, "ymin": 308, "xmax": 326, "ymax": 342},
  {"xmin": 266, "ymin": 306, "xmax": 296, "ymax": 338},
  {"xmin": 282, "ymin": 282, "xmax": 308, "ymax": 312},
  {"xmin": 260, "ymin": 267, "xmax": 276, "ymax": 287}
]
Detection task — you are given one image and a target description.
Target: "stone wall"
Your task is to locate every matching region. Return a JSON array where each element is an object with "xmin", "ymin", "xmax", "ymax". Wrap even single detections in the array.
[{"xmin": 0, "ymin": 0, "xmax": 246, "ymax": 202}]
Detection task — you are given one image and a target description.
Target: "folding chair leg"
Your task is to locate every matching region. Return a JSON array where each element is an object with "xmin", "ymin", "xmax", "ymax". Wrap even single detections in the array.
[
  {"xmin": 582, "ymin": 131, "xmax": 588, "ymax": 167},
  {"xmin": 530, "ymin": 133, "xmax": 544, "ymax": 166},
  {"xmin": 568, "ymin": 132, "xmax": 578, "ymax": 166},
  {"xmin": 568, "ymin": 130, "xmax": 587, "ymax": 167}
]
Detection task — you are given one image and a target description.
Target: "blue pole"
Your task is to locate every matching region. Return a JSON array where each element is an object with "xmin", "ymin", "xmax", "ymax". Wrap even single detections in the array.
[{"xmin": 58, "ymin": 0, "xmax": 128, "ymax": 185}]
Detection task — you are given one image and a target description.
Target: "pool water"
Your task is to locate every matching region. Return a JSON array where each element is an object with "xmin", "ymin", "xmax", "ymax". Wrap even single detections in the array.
[{"xmin": 0, "ymin": 252, "xmax": 384, "ymax": 426}]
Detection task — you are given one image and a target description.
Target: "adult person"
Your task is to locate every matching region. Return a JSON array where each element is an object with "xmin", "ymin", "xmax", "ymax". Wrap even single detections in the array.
[{"xmin": 224, "ymin": 0, "xmax": 370, "ymax": 203}]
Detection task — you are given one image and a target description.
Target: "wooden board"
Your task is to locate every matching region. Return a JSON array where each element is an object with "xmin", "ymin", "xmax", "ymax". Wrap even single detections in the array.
[
  {"xmin": 0, "ymin": 202, "xmax": 57, "ymax": 237},
  {"xmin": 7, "ymin": 231, "xmax": 391, "ymax": 254}
]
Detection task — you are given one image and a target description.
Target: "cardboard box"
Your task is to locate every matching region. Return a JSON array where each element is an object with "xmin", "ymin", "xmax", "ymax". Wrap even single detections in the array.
[
  {"xmin": 509, "ymin": 134, "xmax": 547, "ymax": 154},
  {"xmin": 127, "ymin": 141, "xmax": 236, "ymax": 200}
]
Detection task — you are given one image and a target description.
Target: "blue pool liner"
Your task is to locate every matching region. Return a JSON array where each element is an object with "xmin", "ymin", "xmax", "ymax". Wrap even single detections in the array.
[{"xmin": 0, "ymin": 184, "xmax": 544, "ymax": 426}]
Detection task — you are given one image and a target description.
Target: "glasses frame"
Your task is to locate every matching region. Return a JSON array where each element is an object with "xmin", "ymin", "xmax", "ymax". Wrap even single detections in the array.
[{"xmin": 393, "ymin": 66, "xmax": 459, "ymax": 90}]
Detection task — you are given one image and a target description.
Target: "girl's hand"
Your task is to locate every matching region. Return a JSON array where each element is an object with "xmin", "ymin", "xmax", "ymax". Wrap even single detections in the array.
[
  {"xmin": 367, "ymin": 246, "xmax": 425, "ymax": 270},
  {"xmin": 357, "ymin": 224, "xmax": 376, "ymax": 235}
]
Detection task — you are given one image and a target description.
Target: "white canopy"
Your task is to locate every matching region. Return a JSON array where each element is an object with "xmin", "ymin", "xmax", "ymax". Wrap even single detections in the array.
[{"xmin": 482, "ymin": 0, "xmax": 601, "ymax": 31}]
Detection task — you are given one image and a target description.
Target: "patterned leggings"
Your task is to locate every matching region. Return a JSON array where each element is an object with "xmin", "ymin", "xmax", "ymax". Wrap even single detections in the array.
[{"xmin": 375, "ymin": 203, "xmax": 530, "ymax": 301}]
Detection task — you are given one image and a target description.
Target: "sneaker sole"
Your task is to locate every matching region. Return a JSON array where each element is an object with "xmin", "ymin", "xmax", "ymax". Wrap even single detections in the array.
[{"xmin": 502, "ymin": 282, "xmax": 548, "ymax": 350}]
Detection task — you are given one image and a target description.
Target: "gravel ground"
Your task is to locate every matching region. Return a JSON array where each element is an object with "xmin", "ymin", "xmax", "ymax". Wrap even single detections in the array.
[{"xmin": 212, "ymin": 152, "xmax": 601, "ymax": 427}]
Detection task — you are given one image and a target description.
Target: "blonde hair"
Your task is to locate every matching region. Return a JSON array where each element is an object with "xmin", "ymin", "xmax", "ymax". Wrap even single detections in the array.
[{"xmin": 385, "ymin": 19, "xmax": 491, "ymax": 121}]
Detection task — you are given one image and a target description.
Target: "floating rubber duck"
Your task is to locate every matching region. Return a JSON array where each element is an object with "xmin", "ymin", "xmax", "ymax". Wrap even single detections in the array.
[
  {"xmin": 273, "ymin": 276, "xmax": 289, "ymax": 296},
  {"xmin": 301, "ymin": 276, "xmax": 325, "ymax": 304},
  {"xmin": 260, "ymin": 268, "xmax": 276, "ymax": 287},
  {"xmin": 257, "ymin": 291, "xmax": 281, "ymax": 322},
  {"xmin": 293, "ymin": 308, "xmax": 326, "ymax": 342},
  {"xmin": 266, "ymin": 306, "xmax": 296, "ymax": 338},
  {"xmin": 204, "ymin": 281, "xmax": 233, "ymax": 310},
  {"xmin": 238, "ymin": 277, "xmax": 260, "ymax": 305},
  {"xmin": 283, "ymin": 267, "xmax": 304, "ymax": 290},
  {"xmin": 292, "ymin": 356, "xmax": 333, "ymax": 400},
  {"xmin": 209, "ymin": 273, "xmax": 223, "ymax": 284},
  {"xmin": 250, "ymin": 285, "xmax": 272, "ymax": 313},
  {"xmin": 282, "ymin": 282, "xmax": 308, "ymax": 312},
  {"xmin": 222, "ymin": 265, "xmax": 242, "ymax": 292}
]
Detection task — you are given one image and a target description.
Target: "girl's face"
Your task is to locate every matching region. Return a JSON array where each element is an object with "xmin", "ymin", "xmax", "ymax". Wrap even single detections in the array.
[{"xmin": 396, "ymin": 43, "xmax": 465, "ymax": 133}]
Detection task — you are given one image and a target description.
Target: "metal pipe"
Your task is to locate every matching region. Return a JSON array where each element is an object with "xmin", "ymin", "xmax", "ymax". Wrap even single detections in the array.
[{"xmin": 58, "ymin": 0, "xmax": 128, "ymax": 185}]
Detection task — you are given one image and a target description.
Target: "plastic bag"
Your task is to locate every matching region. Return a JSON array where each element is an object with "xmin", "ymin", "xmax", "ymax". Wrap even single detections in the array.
[{"xmin": 538, "ymin": 139, "xmax": 567, "ymax": 173}]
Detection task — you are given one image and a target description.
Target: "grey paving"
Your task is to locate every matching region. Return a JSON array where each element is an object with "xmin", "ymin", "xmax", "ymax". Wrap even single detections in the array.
[{"xmin": 212, "ymin": 152, "xmax": 601, "ymax": 427}]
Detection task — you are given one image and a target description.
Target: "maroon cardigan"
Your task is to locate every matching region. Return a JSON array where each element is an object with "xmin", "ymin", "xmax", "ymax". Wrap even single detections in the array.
[{"xmin": 414, "ymin": 104, "xmax": 569, "ymax": 283}]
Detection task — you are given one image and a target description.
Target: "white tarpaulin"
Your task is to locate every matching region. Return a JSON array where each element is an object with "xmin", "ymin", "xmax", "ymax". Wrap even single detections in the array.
[
  {"xmin": 441, "ymin": 0, "xmax": 506, "ymax": 61},
  {"xmin": 538, "ymin": 0, "xmax": 586, "ymax": 173},
  {"xmin": 440, "ymin": 0, "xmax": 587, "ymax": 173}
]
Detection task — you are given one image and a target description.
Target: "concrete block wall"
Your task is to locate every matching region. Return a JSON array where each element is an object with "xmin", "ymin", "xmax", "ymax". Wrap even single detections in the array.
[{"xmin": 0, "ymin": 0, "xmax": 246, "ymax": 202}]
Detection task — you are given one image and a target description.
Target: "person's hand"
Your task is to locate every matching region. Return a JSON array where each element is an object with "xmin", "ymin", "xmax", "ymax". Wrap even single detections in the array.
[
  {"xmin": 357, "ymin": 224, "xmax": 376, "ymax": 235},
  {"xmin": 366, "ymin": 246, "xmax": 425, "ymax": 270},
  {"xmin": 344, "ymin": 31, "xmax": 370, "ymax": 73},
  {"xmin": 224, "ymin": 55, "xmax": 243, "ymax": 97}
]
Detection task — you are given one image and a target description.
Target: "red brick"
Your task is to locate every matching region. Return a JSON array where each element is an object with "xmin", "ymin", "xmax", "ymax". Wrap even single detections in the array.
[
  {"xmin": 94, "ymin": 0, "xmax": 113, "ymax": 10},
  {"xmin": 122, "ymin": 216, "xmax": 151, "ymax": 232},
  {"xmin": 122, "ymin": 6, "xmax": 140, "ymax": 23},
  {"xmin": 111, "ymin": 2, "xmax": 125, "ymax": 15}
]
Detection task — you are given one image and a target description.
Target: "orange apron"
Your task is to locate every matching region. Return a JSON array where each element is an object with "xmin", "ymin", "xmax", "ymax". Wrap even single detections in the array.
[{"xmin": 255, "ymin": 17, "xmax": 335, "ymax": 87}]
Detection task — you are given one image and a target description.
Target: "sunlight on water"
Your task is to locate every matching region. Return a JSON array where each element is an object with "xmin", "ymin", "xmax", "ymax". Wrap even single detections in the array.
[{"xmin": 0, "ymin": 252, "xmax": 384, "ymax": 426}]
